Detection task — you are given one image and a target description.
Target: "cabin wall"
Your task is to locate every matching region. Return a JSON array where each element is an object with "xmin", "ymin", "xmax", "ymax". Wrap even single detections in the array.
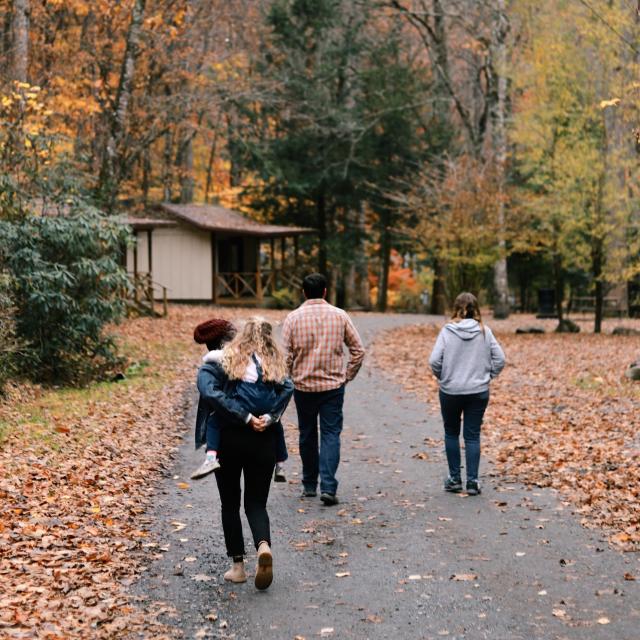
[{"xmin": 152, "ymin": 224, "xmax": 212, "ymax": 300}]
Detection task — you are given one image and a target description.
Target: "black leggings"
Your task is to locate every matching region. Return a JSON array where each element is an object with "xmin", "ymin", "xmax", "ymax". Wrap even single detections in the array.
[{"xmin": 214, "ymin": 423, "xmax": 276, "ymax": 557}]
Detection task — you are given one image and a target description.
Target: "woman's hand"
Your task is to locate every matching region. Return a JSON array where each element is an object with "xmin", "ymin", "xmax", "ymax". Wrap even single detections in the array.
[{"xmin": 250, "ymin": 415, "xmax": 267, "ymax": 432}]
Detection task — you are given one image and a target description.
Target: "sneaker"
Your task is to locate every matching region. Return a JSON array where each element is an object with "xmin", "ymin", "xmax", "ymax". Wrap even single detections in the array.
[
  {"xmin": 190, "ymin": 454, "xmax": 220, "ymax": 480},
  {"xmin": 320, "ymin": 493, "xmax": 339, "ymax": 506},
  {"xmin": 274, "ymin": 463, "xmax": 286, "ymax": 483},
  {"xmin": 301, "ymin": 487, "xmax": 317, "ymax": 498},
  {"xmin": 255, "ymin": 542, "xmax": 273, "ymax": 590},
  {"xmin": 466, "ymin": 480, "xmax": 481, "ymax": 495},
  {"xmin": 444, "ymin": 476, "xmax": 463, "ymax": 493}
]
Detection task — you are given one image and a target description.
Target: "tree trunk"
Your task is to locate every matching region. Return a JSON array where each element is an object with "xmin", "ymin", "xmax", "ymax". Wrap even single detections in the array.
[
  {"xmin": 162, "ymin": 128, "xmax": 173, "ymax": 202},
  {"xmin": 490, "ymin": 0, "xmax": 510, "ymax": 319},
  {"xmin": 355, "ymin": 205, "xmax": 371, "ymax": 309},
  {"xmin": 343, "ymin": 262, "xmax": 356, "ymax": 309},
  {"xmin": 204, "ymin": 114, "xmax": 222, "ymax": 203},
  {"xmin": 141, "ymin": 146, "xmax": 151, "ymax": 205},
  {"xmin": 11, "ymin": 0, "xmax": 29, "ymax": 82},
  {"xmin": 553, "ymin": 249, "xmax": 564, "ymax": 325},
  {"xmin": 377, "ymin": 210, "xmax": 392, "ymax": 312},
  {"xmin": 98, "ymin": 0, "xmax": 146, "ymax": 211},
  {"xmin": 178, "ymin": 130, "xmax": 195, "ymax": 204},
  {"xmin": 317, "ymin": 190, "xmax": 327, "ymax": 274},
  {"xmin": 430, "ymin": 257, "xmax": 447, "ymax": 315}
]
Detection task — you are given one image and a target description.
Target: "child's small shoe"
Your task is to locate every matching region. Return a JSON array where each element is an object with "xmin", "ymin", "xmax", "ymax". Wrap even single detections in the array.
[
  {"xmin": 190, "ymin": 453, "xmax": 220, "ymax": 480},
  {"xmin": 274, "ymin": 463, "xmax": 286, "ymax": 483},
  {"xmin": 224, "ymin": 560, "xmax": 247, "ymax": 583}
]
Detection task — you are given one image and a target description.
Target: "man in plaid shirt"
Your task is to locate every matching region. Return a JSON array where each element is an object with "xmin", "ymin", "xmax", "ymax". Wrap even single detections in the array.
[{"xmin": 281, "ymin": 273, "xmax": 365, "ymax": 505}]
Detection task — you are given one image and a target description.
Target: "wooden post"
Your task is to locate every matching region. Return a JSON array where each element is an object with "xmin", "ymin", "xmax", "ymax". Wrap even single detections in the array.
[
  {"xmin": 133, "ymin": 230, "xmax": 139, "ymax": 303},
  {"xmin": 294, "ymin": 235, "xmax": 299, "ymax": 273},
  {"xmin": 147, "ymin": 229, "xmax": 153, "ymax": 275},
  {"xmin": 211, "ymin": 232, "xmax": 218, "ymax": 304},
  {"xmin": 270, "ymin": 237, "xmax": 275, "ymax": 288},
  {"xmin": 256, "ymin": 239, "xmax": 263, "ymax": 303},
  {"xmin": 280, "ymin": 237, "xmax": 286, "ymax": 272},
  {"xmin": 162, "ymin": 286, "xmax": 168, "ymax": 317}
]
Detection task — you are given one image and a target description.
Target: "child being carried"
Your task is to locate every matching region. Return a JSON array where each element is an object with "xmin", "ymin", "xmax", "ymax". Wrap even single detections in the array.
[{"xmin": 191, "ymin": 345, "xmax": 289, "ymax": 482}]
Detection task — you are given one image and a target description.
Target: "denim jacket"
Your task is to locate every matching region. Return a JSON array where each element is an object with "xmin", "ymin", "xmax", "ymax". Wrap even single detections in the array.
[{"xmin": 195, "ymin": 361, "xmax": 294, "ymax": 449}]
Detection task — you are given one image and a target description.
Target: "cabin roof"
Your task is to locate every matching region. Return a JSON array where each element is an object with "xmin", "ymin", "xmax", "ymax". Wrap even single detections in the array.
[{"xmin": 156, "ymin": 203, "xmax": 315, "ymax": 238}]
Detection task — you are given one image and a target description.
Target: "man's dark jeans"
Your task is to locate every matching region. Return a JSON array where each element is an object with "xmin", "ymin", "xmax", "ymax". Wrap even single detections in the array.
[
  {"xmin": 294, "ymin": 385, "xmax": 345, "ymax": 495},
  {"xmin": 439, "ymin": 390, "xmax": 490, "ymax": 482}
]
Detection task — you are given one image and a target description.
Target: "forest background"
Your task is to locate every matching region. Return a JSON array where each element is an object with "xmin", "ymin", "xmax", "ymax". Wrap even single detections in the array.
[{"xmin": 2, "ymin": 0, "xmax": 640, "ymax": 356}]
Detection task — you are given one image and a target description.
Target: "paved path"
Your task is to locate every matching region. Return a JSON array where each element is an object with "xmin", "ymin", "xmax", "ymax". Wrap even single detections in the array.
[{"xmin": 136, "ymin": 314, "xmax": 639, "ymax": 639}]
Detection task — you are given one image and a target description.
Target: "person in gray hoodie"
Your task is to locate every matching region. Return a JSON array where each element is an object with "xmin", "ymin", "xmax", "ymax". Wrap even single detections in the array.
[{"xmin": 428, "ymin": 292, "xmax": 505, "ymax": 495}]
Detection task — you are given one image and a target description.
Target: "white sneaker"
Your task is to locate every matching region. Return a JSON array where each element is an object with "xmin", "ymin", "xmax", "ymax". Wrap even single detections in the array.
[{"xmin": 190, "ymin": 454, "xmax": 220, "ymax": 479}]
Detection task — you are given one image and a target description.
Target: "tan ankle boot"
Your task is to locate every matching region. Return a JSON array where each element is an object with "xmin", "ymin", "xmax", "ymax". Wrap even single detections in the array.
[
  {"xmin": 255, "ymin": 541, "xmax": 273, "ymax": 590},
  {"xmin": 224, "ymin": 560, "xmax": 246, "ymax": 583}
]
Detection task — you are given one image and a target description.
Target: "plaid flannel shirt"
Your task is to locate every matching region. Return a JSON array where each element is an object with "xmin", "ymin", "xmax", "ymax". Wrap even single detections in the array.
[{"xmin": 281, "ymin": 299, "xmax": 365, "ymax": 392}]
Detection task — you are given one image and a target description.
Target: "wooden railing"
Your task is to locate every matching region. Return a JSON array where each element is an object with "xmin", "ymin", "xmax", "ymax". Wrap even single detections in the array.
[
  {"xmin": 127, "ymin": 272, "xmax": 168, "ymax": 317},
  {"xmin": 216, "ymin": 270, "xmax": 302, "ymax": 300}
]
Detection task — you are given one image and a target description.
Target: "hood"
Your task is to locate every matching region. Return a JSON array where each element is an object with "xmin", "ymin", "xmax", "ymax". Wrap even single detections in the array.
[
  {"xmin": 202, "ymin": 349, "xmax": 224, "ymax": 363},
  {"xmin": 444, "ymin": 319, "xmax": 483, "ymax": 340}
]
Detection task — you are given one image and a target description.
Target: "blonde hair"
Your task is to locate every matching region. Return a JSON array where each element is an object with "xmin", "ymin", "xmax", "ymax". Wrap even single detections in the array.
[
  {"xmin": 451, "ymin": 292, "xmax": 484, "ymax": 332},
  {"xmin": 222, "ymin": 316, "xmax": 287, "ymax": 383}
]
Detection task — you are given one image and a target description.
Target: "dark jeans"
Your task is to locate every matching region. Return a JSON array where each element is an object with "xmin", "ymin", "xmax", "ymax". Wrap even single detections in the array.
[
  {"xmin": 294, "ymin": 385, "xmax": 345, "ymax": 495},
  {"xmin": 206, "ymin": 413, "xmax": 288, "ymax": 461},
  {"xmin": 439, "ymin": 390, "xmax": 490, "ymax": 482},
  {"xmin": 214, "ymin": 423, "xmax": 275, "ymax": 557}
]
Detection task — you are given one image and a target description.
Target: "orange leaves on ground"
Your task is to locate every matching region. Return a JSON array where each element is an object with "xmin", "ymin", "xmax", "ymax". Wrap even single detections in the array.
[
  {"xmin": 371, "ymin": 315, "xmax": 640, "ymax": 550},
  {"xmin": 0, "ymin": 305, "xmax": 286, "ymax": 638}
]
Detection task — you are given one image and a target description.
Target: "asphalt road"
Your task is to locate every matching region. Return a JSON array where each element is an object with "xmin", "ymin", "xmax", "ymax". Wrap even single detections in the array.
[{"xmin": 134, "ymin": 314, "xmax": 639, "ymax": 640}]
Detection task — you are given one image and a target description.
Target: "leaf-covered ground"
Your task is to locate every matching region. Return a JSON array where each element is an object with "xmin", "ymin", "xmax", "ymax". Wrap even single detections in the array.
[
  {"xmin": 0, "ymin": 306, "xmax": 285, "ymax": 639},
  {"xmin": 371, "ymin": 314, "xmax": 640, "ymax": 551}
]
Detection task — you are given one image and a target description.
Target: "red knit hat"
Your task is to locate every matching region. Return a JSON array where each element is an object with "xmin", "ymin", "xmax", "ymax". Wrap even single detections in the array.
[{"xmin": 193, "ymin": 318, "xmax": 236, "ymax": 348}]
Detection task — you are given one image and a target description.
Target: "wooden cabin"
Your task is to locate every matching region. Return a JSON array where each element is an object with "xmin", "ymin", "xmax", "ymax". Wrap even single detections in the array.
[{"xmin": 124, "ymin": 203, "xmax": 314, "ymax": 305}]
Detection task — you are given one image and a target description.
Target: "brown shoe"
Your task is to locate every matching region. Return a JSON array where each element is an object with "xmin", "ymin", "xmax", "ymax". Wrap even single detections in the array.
[
  {"xmin": 255, "ymin": 541, "xmax": 273, "ymax": 590},
  {"xmin": 224, "ymin": 561, "xmax": 246, "ymax": 583}
]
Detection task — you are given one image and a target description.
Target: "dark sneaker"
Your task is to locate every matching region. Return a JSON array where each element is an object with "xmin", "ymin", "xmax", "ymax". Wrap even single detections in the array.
[
  {"xmin": 444, "ymin": 476, "xmax": 463, "ymax": 493},
  {"xmin": 320, "ymin": 493, "xmax": 339, "ymax": 506},
  {"xmin": 466, "ymin": 480, "xmax": 481, "ymax": 496},
  {"xmin": 190, "ymin": 455, "xmax": 220, "ymax": 480},
  {"xmin": 274, "ymin": 464, "xmax": 286, "ymax": 483},
  {"xmin": 301, "ymin": 487, "xmax": 317, "ymax": 498}
]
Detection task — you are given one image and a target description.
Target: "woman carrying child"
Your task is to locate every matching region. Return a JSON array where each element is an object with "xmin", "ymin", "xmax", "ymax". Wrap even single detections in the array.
[
  {"xmin": 196, "ymin": 317, "xmax": 294, "ymax": 590},
  {"xmin": 428, "ymin": 293, "xmax": 505, "ymax": 496}
]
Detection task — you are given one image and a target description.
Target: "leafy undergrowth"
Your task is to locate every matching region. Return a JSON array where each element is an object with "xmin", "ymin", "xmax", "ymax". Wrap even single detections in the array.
[
  {"xmin": 371, "ymin": 314, "xmax": 640, "ymax": 551},
  {"xmin": 0, "ymin": 305, "xmax": 285, "ymax": 639}
]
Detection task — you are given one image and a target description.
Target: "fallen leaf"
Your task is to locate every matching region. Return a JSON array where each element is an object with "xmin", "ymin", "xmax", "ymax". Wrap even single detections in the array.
[
  {"xmin": 450, "ymin": 574, "xmax": 477, "ymax": 581},
  {"xmin": 597, "ymin": 617, "xmax": 610, "ymax": 625},
  {"xmin": 335, "ymin": 572, "xmax": 350, "ymax": 578},
  {"xmin": 177, "ymin": 482, "xmax": 190, "ymax": 490}
]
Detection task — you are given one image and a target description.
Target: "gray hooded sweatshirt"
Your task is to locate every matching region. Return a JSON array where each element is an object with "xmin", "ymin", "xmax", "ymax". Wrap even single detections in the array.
[{"xmin": 428, "ymin": 319, "xmax": 505, "ymax": 395}]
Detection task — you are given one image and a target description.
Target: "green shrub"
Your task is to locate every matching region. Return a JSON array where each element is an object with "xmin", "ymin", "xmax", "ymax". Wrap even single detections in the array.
[
  {"xmin": 0, "ymin": 273, "xmax": 22, "ymax": 394},
  {"xmin": 0, "ymin": 203, "xmax": 131, "ymax": 385},
  {"xmin": 271, "ymin": 286, "xmax": 298, "ymax": 309}
]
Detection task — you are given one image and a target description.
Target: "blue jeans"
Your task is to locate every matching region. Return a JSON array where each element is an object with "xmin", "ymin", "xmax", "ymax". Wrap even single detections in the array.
[
  {"xmin": 439, "ymin": 390, "xmax": 489, "ymax": 482},
  {"xmin": 294, "ymin": 385, "xmax": 345, "ymax": 495}
]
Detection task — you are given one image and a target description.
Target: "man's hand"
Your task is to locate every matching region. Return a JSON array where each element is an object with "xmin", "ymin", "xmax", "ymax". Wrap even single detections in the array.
[{"xmin": 250, "ymin": 415, "xmax": 267, "ymax": 432}]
